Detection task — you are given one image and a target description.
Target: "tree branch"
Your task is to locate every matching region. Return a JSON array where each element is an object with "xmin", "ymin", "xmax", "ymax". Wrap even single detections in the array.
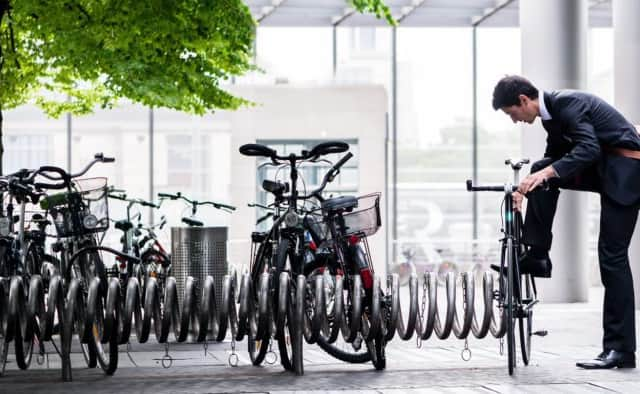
[{"xmin": 0, "ymin": 0, "xmax": 8, "ymax": 72}]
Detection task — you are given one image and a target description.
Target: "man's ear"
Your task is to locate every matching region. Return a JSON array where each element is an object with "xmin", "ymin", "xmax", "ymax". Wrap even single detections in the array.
[{"xmin": 518, "ymin": 94, "xmax": 529, "ymax": 106}]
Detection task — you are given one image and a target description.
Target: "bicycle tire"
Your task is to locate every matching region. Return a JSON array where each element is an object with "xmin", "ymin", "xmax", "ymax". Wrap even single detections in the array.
[
  {"xmin": 275, "ymin": 240, "xmax": 294, "ymax": 370},
  {"xmin": 366, "ymin": 334, "xmax": 386, "ymax": 371},
  {"xmin": 248, "ymin": 273, "xmax": 270, "ymax": 366},
  {"xmin": 291, "ymin": 274, "xmax": 305, "ymax": 375},
  {"xmin": 506, "ymin": 238, "xmax": 516, "ymax": 376},
  {"xmin": 519, "ymin": 274, "xmax": 533, "ymax": 365},
  {"xmin": 99, "ymin": 278, "xmax": 120, "ymax": 375},
  {"xmin": 0, "ymin": 279, "xmax": 9, "ymax": 376},
  {"xmin": 78, "ymin": 240, "xmax": 107, "ymax": 295},
  {"xmin": 316, "ymin": 335, "xmax": 371, "ymax": 363},
  {"xmin": 8, "ymin": 276, "xmax": 33, "ymax": 370}
]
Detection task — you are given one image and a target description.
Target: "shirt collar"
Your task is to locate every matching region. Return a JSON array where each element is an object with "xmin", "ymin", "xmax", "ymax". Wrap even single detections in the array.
[{"xmin": 539, "ymin": 90, "xmax": 551, "ymax": 121}]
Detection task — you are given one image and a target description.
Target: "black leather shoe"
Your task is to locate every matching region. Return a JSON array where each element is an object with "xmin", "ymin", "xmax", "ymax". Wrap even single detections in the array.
[
  {"xmin": 490, "ymin": 253, "xmax": 552, "ymax": 278},
  {"xmin": 576, "ymin": 349, "xmax": 636, "ymax": 369}
]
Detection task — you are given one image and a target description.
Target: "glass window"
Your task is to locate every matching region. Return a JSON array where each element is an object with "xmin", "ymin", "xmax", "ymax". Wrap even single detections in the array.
[
  {"xmin": 475, "ymin": 27, "xmax": 522, "ymax": 241},
  {"xmin": 2, "ymin": 104, "xmax": 67, "ymax": 174},
  {"xmin": 395, "ymin": 27, "xmax": 474, "ymax": 264},
  {"xmin": 153, "ymin": 108, "xmax": 232, "ymax": 245}
]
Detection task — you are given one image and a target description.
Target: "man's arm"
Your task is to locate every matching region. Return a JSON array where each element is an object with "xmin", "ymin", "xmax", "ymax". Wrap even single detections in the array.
[{"xmin": 549, "ymin": 96, "xmax": 601, "ymax": 179}]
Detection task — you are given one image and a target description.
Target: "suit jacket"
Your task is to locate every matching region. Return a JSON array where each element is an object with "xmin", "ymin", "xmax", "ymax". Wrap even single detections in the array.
[{"xmin": 542, "ymin": 90, "xmax": 640, "ymax": 206}]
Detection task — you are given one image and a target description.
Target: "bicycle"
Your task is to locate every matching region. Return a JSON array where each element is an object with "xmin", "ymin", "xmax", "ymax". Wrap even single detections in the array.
[
  {"xmin": 34, "ymin": 153, "xmax": 128, "ymax": 375},
  {"xmin": 0, "ymin": 168, "xmax": 48, "ymax": 373},
  {"xmin": 240, "ymin": 141, "xmax": 387, "ymax": 373},
  {"xmin": 107, "ymin": 191, "xmax": 169, "ymax": 294},
  {"xmin": 466, "ymin": 158, "xmax": 544, "ymax": 375}
]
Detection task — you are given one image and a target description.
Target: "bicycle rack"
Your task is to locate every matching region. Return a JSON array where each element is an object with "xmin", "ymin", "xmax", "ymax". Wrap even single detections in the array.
[{"xmin": 0, "ymin": 267, "xmax": 507, "ymax": 381}]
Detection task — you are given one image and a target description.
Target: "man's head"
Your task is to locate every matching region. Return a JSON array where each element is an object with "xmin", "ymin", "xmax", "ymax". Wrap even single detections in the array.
[{"xmin": 492, "ymin": 75, "xmax": 540, "ymax": 124}]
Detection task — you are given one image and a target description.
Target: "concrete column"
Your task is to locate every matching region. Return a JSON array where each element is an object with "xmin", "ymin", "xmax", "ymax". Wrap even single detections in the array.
[
  {"xmin": 520, "ymin": 0, "xmax": 589, "ymax": 302},
  {"xmin": 613, "ymin": 0, "xmax": 640, "ymax": 308}
]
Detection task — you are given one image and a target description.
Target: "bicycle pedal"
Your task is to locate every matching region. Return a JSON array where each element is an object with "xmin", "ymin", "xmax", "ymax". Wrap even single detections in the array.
[{"xmin": 533, "ymin": 330, "xmax": 548, "ymax": 337}]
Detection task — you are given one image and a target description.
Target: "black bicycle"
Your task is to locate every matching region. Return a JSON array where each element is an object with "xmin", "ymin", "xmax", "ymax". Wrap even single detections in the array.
[{"xmin": 466, "ymin": 158, "xmax": 544, "ymax": 375}]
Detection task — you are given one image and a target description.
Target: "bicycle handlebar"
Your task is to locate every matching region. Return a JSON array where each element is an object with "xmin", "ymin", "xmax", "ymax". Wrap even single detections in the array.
[
  {"xmin": 29, "ymin": 153, "xmax": 115, "ymax": 189},
  {"xmin": 157, "ymin": 192, "xmax": 235, "ymax": 212},
  {"xmin": 239, "ymin": 141, "xmax": 349, "ymax": 162},
  {"xmin": 108, "ymin": 193, "xmax": 160, "ymax": 208},
  {"xmin": 299, "ymin": 152, "xmax": 353, "ymax": 199},
  {"xmin": 466, "ymin": 179, "xmax": 518, "ymax": 193}
]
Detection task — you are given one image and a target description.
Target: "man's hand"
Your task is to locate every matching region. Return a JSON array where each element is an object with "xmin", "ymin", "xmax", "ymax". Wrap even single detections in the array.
[
  {"xmin": 513, "ymin": 191, "xmax": 524, "ymax": 212},
  {"xmin": 518, "ymin": 165, "xmax": 557, "ymax": 195}
]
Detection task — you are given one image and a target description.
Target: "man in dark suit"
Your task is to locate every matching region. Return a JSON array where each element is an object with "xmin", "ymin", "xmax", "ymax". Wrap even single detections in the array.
[{"xmin": 492, "ymin": 75, "xmax": 639, "ymax": 369}]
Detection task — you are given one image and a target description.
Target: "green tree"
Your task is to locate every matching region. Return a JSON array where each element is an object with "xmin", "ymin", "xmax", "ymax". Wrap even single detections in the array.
[{"xmin": 0, "ymin": 0, "xmax": 393, "ymax": 175}]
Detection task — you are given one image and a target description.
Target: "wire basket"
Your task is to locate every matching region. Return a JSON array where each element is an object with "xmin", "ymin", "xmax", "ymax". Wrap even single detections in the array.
[
  {"xmin": 341, "ymin": 192, "xmax": 381, "ymax": 238},
  {"xmin": 44, "ymin": 177, "xmax": 110, "ymax": 238}
]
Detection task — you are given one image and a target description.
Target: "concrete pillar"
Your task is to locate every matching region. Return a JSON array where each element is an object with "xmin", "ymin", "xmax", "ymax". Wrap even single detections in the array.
[
  {"xmin": 613, "ymin": 0, "xmax": 640, "ymax": 308},
  {"xmin": 520, "ymin": 0, "xmax": 589, "ymax": 302}
]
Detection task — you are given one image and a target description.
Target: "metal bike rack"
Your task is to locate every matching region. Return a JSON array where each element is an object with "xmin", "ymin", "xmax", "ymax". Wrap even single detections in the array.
[
  {"xmin": 171, "ymin": 227, "xmax": 228, "ymax": 306},
  {"xmin": 0, "ymin": 267, "xmax": 510, "ymax": 381}
]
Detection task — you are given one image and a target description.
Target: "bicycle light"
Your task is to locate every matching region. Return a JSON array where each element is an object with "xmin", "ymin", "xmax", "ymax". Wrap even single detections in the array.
[
  {"xmin": 83, "ymin": 214, "xmax": 99, "ymax": 229},
  {"xmin": 284, "ymin": 210, "xmax": 299, "ymax": 227}
]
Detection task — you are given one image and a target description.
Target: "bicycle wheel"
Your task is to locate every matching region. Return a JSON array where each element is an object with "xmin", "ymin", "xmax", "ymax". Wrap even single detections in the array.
[
  {"xmin": 290, "ymin": 274, "xmax": 305, "ymax": 375},
  {"xmin": 85, "ymin": 276, "xmax": 119, "ymax": 375},
  {"xmin": 366, "ymin": 334, "xmax": 386, "ymax": 371},
  {"xmin": 505, "ymin": 238, "xmax": 516, "ymax": 375},
  {"xmin": 248, "ymin": 272, "xmax": 270, "ymax": 366},
  {"xmin": 519, "ymin": 273, "xmax": 533, "ymax": 365},
  {"xmin": 0, "ymin": 278, "xmax": 9, "ymax": 376},
  {"xmin": 363, "ymin": 277, "xmax": 386, "ymax": 371},
  {"xmin": 316, "ymin": 275, "xmax": 370, "ymax": 363},
  {"xmin": 78, "ymin": 239, "xmax": 107, "ymax": 294},
  {"xmin": 275, "ymin": 239, "xmax": 295, "ymax": 370},
  {"xmin": 24, "ymin": 242, "xmax": 43, "ymax": 282},
  {"xmin": 13, "ymin": 278, "xmax": 34, "ymax": 370}
]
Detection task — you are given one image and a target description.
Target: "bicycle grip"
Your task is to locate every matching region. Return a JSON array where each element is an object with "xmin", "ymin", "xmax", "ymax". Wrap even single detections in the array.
[
  {"xmin": 141, "ymin": 201, "xmax": 160, "ymax": 208},
  {"xmin": 37, "ymin": 166, "xmax": 69, "ymax": 179},
  {"xmin": 333, "ymin": 152, "xmax": 353, "ymax": 171},
  {"xmin": 34, "ymin": 182, "xmax": 67, "ymax": 190},
  {"xmin": 158, "ymin": 192, "xmax": 178, "ymax": 200}
]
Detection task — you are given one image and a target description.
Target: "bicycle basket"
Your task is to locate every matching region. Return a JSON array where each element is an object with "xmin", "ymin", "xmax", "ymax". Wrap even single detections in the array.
[
  {"xmin": 48, "ymin": 177, "xmax": 109, "ymax": 237},
  {"xmin": 342, "ymin": 192, "xmax": 381, "ymax": 237}
]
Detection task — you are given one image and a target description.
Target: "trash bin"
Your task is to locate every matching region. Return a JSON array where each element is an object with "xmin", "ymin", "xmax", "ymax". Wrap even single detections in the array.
[{"xmin": 171, "ymin": 227, "xmax": 228, "ymax": 307}]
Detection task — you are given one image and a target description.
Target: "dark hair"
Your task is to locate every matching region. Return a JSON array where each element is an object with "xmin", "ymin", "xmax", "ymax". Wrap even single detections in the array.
[{"xmin": 492, "ymin": 75, "xmax": 538, "ymax": 110}]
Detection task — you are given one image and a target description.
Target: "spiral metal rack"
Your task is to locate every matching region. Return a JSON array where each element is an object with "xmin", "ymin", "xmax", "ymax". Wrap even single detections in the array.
[{"xmin": 0, "ymin": 265, "xmax": 507, "ymax": 381}]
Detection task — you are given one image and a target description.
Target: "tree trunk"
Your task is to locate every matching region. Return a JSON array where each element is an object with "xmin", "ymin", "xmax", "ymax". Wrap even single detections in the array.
[
  {"xmin": 0, "ymin": 106, "xmax": 3, "ymax": 176},
  {"xmin": 0, "ymin": 0, "xmax": 8, "ymax": 176}
]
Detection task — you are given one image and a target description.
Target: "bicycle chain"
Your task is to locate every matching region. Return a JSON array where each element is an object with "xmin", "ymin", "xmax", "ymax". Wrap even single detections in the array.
[
  {"xmin": 461, "ymin": 276, "xmax": 471, "ymax": 361},
  {"xmin": 228, "ymin": 336, "xmax": 239, "ymax": 367},
  {"xmin": 417, "ymin": 278, "xmax": 427, "ymax": 349}
]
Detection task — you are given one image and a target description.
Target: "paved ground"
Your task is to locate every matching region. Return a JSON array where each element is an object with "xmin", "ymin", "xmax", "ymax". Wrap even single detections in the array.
[{"xmin": 2, "ymin": 286, "xmax": 640, "ymax": 393}]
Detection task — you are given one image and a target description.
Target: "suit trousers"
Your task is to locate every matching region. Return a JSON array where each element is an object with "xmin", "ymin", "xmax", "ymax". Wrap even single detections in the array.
[{"xmin": 523, "ymin": 158, "xmax": 637, "ymax": 352}]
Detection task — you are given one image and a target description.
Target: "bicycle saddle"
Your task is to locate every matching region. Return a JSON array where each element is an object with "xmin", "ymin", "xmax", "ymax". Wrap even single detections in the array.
[
  {"xmin": 115, "ymin": 220, "xmax": 133, "ymax": 232},
  {"xmin": 262, "ymin": 179, "xmax": 289, "ymax": 196},
  {"xmin": 322, "ymin": 195, "xmax": 358, "ymax": 213},
  {"xmin": 251, "ymin": 231, "xmax": 268, "ymax": 243}
]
